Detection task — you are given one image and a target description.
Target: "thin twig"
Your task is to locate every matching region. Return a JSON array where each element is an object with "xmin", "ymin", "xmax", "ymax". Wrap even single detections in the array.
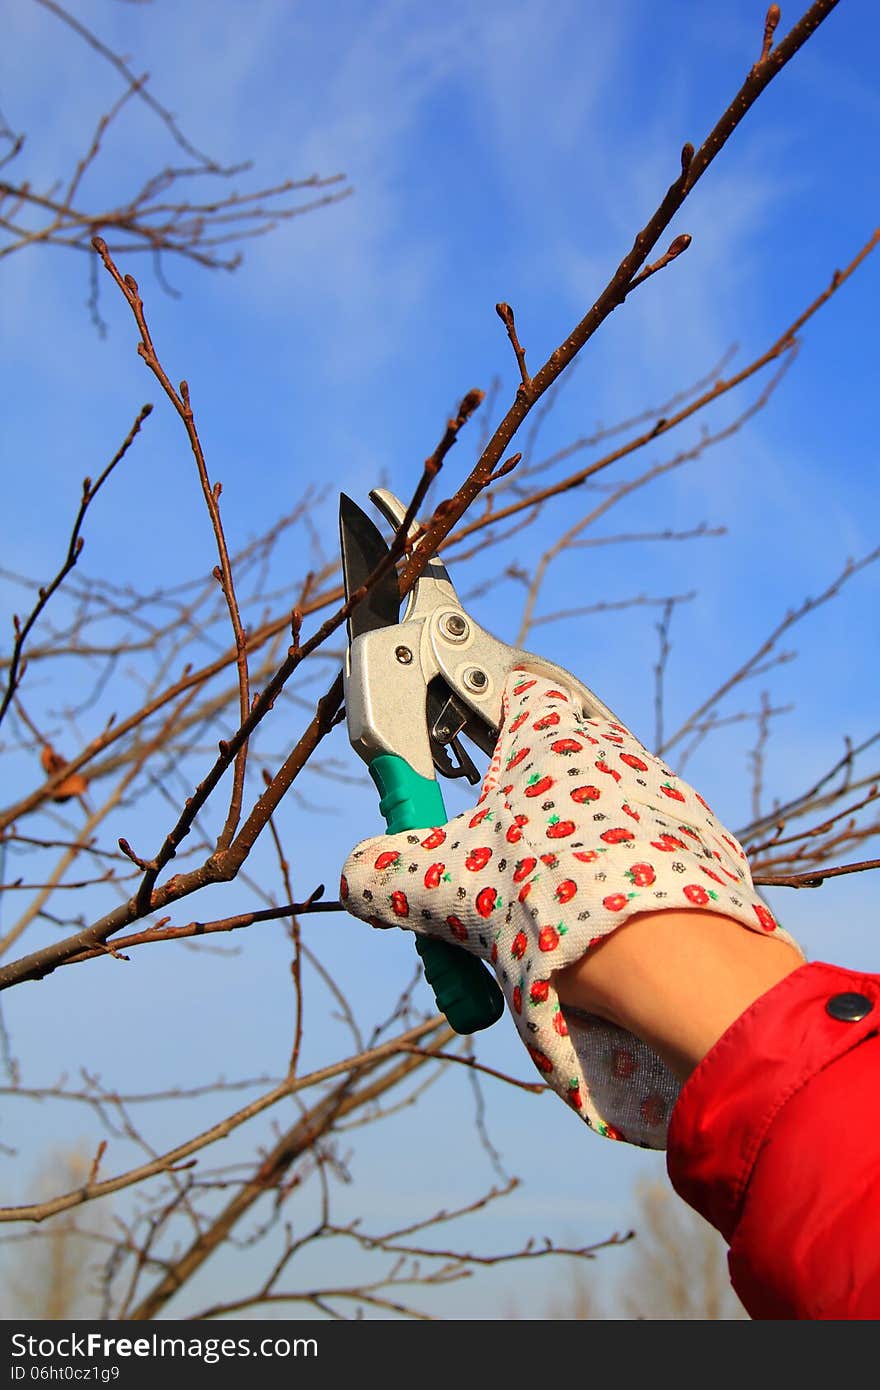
[{"xmin": 0, "ymin": 404, "xmax": 152, "ymax": 728}]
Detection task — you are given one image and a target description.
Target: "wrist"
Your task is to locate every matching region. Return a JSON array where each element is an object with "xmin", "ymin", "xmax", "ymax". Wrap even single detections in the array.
[{"xmin": 552, "ymin": 908, "xmax": 804, "ymax": 1082}]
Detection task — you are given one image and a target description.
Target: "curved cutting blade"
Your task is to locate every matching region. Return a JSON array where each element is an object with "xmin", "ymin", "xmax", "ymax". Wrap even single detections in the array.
[{"xmin": 339, "ymin": 493, "xmax": 401, "ymax": 641}]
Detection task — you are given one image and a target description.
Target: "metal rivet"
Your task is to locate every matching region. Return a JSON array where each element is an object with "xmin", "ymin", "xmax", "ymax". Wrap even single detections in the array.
[
  {"xmin": 439, "ymin": 612, "xmax": 469, "ymax": 642},
  {"xmin": 395, "ymin": 646, "xmax": 413, "ymax": 664},
  {"xmin": 463, "ymin": 667, "xmax": 489, "ymax": 693},
  {"xmin": 825, "ymin": 992, "xmax": 873, "ymax": 1022}
]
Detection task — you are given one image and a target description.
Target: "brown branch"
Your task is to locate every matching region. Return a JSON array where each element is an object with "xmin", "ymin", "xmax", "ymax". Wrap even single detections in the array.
[
  {"xmin": 398, "ymin": 0, "xmax": 842, "ymax": 588},
  {"xmin": 7, "ymin": 209, "xmax": 872, "ymax": 833},
  {"xmin": 33, "ymin": 0, "xmax": 228, "ymax": 169},
  {"xmin": 197, "ymin": 1286, "xmax": 437, "ymax": 1322},
  {"xmin": 527, "ymin": 591, "xmax": 696, "ymax": 633},
  {"xmin": 662, "ymin": 546, "xmax": 880, "ymax": 754},
  {"xmin": 335, "ymin": 1224, "xmax": 633, "ymax": 1270},
  {"xmin": 757, "ymin": 3, "xmax": 783, "ymax": 66},
  {"xmin": 82, "ymin": 387, "xmax": 479, "ymax": 917},
  {"xmin": 0, "ymin": 675, "xmax": 343, "ymax": 986},
  {"xmin": 514, "ymin": 359, "xmax": 789, "ymax": 649},
  {"xmin": 496, "ymin": 302, "xmax": 531, "ymax": 393},
  {"xmin": 263, "ymin": 770, "xmax": 305, "ymax": 1076},
  {"xmin": 572, "ymin": 523, "xmax": 727, "ymax": 549},
  {"xmin": 669, "ymin": 702, "xmax": 795, "ymax": 779},
  {"xmin": 748, "ymin": 691, "xmax": 774, "ymax": 823},
  {"xmin": 488, "ymin": 345, "xmax": 738, "ymax": 496},
  {"xmin": 1, "ymin": 832, "xmax": 129, "ymax": 863},
  {"xmin": 0, "ymin": 680, "xmax": 202, "ymax": 959},
  {"xmin": 627, "ymin": 232, "xmax": 692, "ymax": 291},
  {"xmin": 441, "ymin": 225, "xmax": 878, "ymax": 552},
  {"xmin": 91, "ymin": 239, "xmax": 252, "ymax": 853},
  {"xmin": 58, "ymin": 894, "xmax": 336, "ymax": 968},
  {"xmin": 2, "ymin": 3, "xmax": 351, "ymax": 294},
  {"xmin": 0, "ymin": 404, "xmax": 152, "ymax": 729},
  {"xmin": 752, "ymin": 857, "xmax": 880, "ymax": 889},
  {"xmin": 654, "ymin": 598, "xmax": 676, "ymax": 753},
  {"xmin": 0, "ymin": 873, "xmax": 127, "ymax": 893},
  {"xmin": 749, "ymin": 782, "xmax": 879, "ymax": 859},
  {"xmin": 0, "ymin": 507, "xmax": 392, "ymax": 956},
  {"xmin": 0, "ymin": 1017, "xmax": 449, "ymax": 1227},
  {"xmin": 395, "ymin": 1045, "xmax": 545, "ymax": 1095},
  {"xmin": 126, "ymin": 1021, "xmax": 455, "ymax": 1319},
  {"xmin": 0, "ymin": 1076, "xmax": 288, "ymax": 1109},
  {"xmin": 739, "ymin": 729, "xmax": 880, "ymax": 845}
]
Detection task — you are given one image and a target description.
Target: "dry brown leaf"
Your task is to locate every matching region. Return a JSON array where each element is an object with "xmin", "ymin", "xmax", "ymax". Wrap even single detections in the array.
[{"xmin": 40, "ymin": 745, "xmax": 89, "ymax": 802}]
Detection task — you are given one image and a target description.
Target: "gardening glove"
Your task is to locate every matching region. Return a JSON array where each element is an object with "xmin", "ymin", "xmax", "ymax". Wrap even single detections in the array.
[{"xmin": 340, "ymin": 670, "xmax": 802, "ymax": 1148}]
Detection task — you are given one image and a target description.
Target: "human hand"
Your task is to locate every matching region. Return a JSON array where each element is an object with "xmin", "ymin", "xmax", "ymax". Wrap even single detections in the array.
[{"xmin": 341, "ymin": 671, "xmax": 801, "ymax": 1147}]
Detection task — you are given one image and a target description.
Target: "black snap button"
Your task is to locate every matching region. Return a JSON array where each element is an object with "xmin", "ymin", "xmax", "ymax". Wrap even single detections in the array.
[{"xmin": 825, "ymin": 992, "xmax": 873, "ymax": 1022}]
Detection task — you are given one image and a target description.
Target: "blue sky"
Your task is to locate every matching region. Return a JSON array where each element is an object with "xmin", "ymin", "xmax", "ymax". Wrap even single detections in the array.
[{"xmin": 1, "ymin": 0, "xmax": 878, "ymax": 1318}]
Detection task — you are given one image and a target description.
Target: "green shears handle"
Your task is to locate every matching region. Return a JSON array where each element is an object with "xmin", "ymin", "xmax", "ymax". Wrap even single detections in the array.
[{"xmin": 368, "ymin": 753, "xmax": 505, "ymax": 1035}]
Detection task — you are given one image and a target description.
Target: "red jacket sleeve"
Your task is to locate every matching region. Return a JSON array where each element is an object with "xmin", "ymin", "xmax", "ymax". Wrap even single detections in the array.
[{"xmin": 666, "ymin": 960, "xmax": 880, "ymax": 1319}]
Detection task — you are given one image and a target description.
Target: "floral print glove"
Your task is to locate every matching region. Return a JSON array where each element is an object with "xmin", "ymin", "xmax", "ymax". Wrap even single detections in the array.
[{"xmin": 340, "ymin": 671, "xmax": 801, "ymax": 1148}]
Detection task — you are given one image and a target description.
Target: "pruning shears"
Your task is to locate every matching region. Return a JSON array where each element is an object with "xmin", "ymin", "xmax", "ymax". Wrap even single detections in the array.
[{"xmin": 338, "ymin": 488, "xmax": 621, "ymax": 1035}]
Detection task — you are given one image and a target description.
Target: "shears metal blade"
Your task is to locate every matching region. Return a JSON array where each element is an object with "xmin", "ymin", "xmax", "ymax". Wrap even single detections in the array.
[
  {"xmin": 338, "ymin": 488, "xmax": 623, "ymax": 1034},
  {"xmin": 338, "ymin": 492, "xmax": 400, "ymax": 643},
  {"xmin": 338, "ymin": 491, "xmax": 505, "ymax": 1035}
]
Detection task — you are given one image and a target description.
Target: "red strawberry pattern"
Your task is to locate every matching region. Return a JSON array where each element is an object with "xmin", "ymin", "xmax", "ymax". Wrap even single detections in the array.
[
  {"xmin": 527, "ymin": 1045, "xmax": 554, "ymax": 1075},
  {"xmin": 683, "ymin": 883, "xmax": 716, "ymax": 906},
  {"xmin": 525, "ymin": 774, "xmax": 554, "ymax": 798},
  {"xmin": 753, "ymin": 903, "xmax": 778, "ymax": 933},
  {"xmin": 465, "ymin": 846, "xmax": 492, "ymax": 872},
  {"xmin": 611, "ymin": 1048, "xmax": 635, "ymax": 1079},
  {"xmin": 506, "ymin": 746, "xmax": 530, "ymax": 771},
  {"xmin": 571, "ymin": 785, "xmax": 601, "ymax": 803},
  {"xmin": 446, "ymin": 914, "xmax": 467, "ymax": 941},
  {"xmin": 651, "ymin": 833, "xmax": 685, "ymax": 852},
  {"xmin": 374, "ymin": 850, "xmax": 400, "ymax": 871},
  {"xmin": 475, "ymin": 887, "xmax": 500, "ymax": 919},
  {"xmin": 513, "ymin": 857, "xmax": 537, "ymax": 883},
  {"xmin": 600, "ymin": 827, "xmax": 635, "ymax": 845},
  {"xmin": 533, "ymin": 711, "xmax": 561, "ymax": 730},
  {"xmin": 550, "ymin": 738, "xmax": 583, "ymax": 755},
  {"xmin": 639, "ymin": 1095, "xmax": 668, "ymax": 1128},
  {"xmin": 511, "ymin": 930, "xmax": 528, "ymax": 959},
  {"xmin": 538, "ymin": 923, "xmax": 565, "ymax": 952},
  {"xmin": 424, "ymin": 863, "xmax": 446, "ymax": 890},
  {"xmin": 603, "ymin": 892, "xmax": 633, "ymax": 912},
  {"xmin": 340, "ymin": 670, "xmax": 802, "ymax": 1151},
  {"xmin": 660, "ymin": 783, "xmax": 686, "ymax": 802},
  {"xmin": 506, "ymin": 814, "xmax": 529, "ymax": 844},
  {"xmin": 620, "ymin": 752, "xmax": 648, "ymax": 772},
  {"xmin": 627, "ymin": 862, "xmax": 655, "ymax": 887},
  {"xmin": 546, "ymin": 817, "xmax": 576, "ymax": 839}
]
